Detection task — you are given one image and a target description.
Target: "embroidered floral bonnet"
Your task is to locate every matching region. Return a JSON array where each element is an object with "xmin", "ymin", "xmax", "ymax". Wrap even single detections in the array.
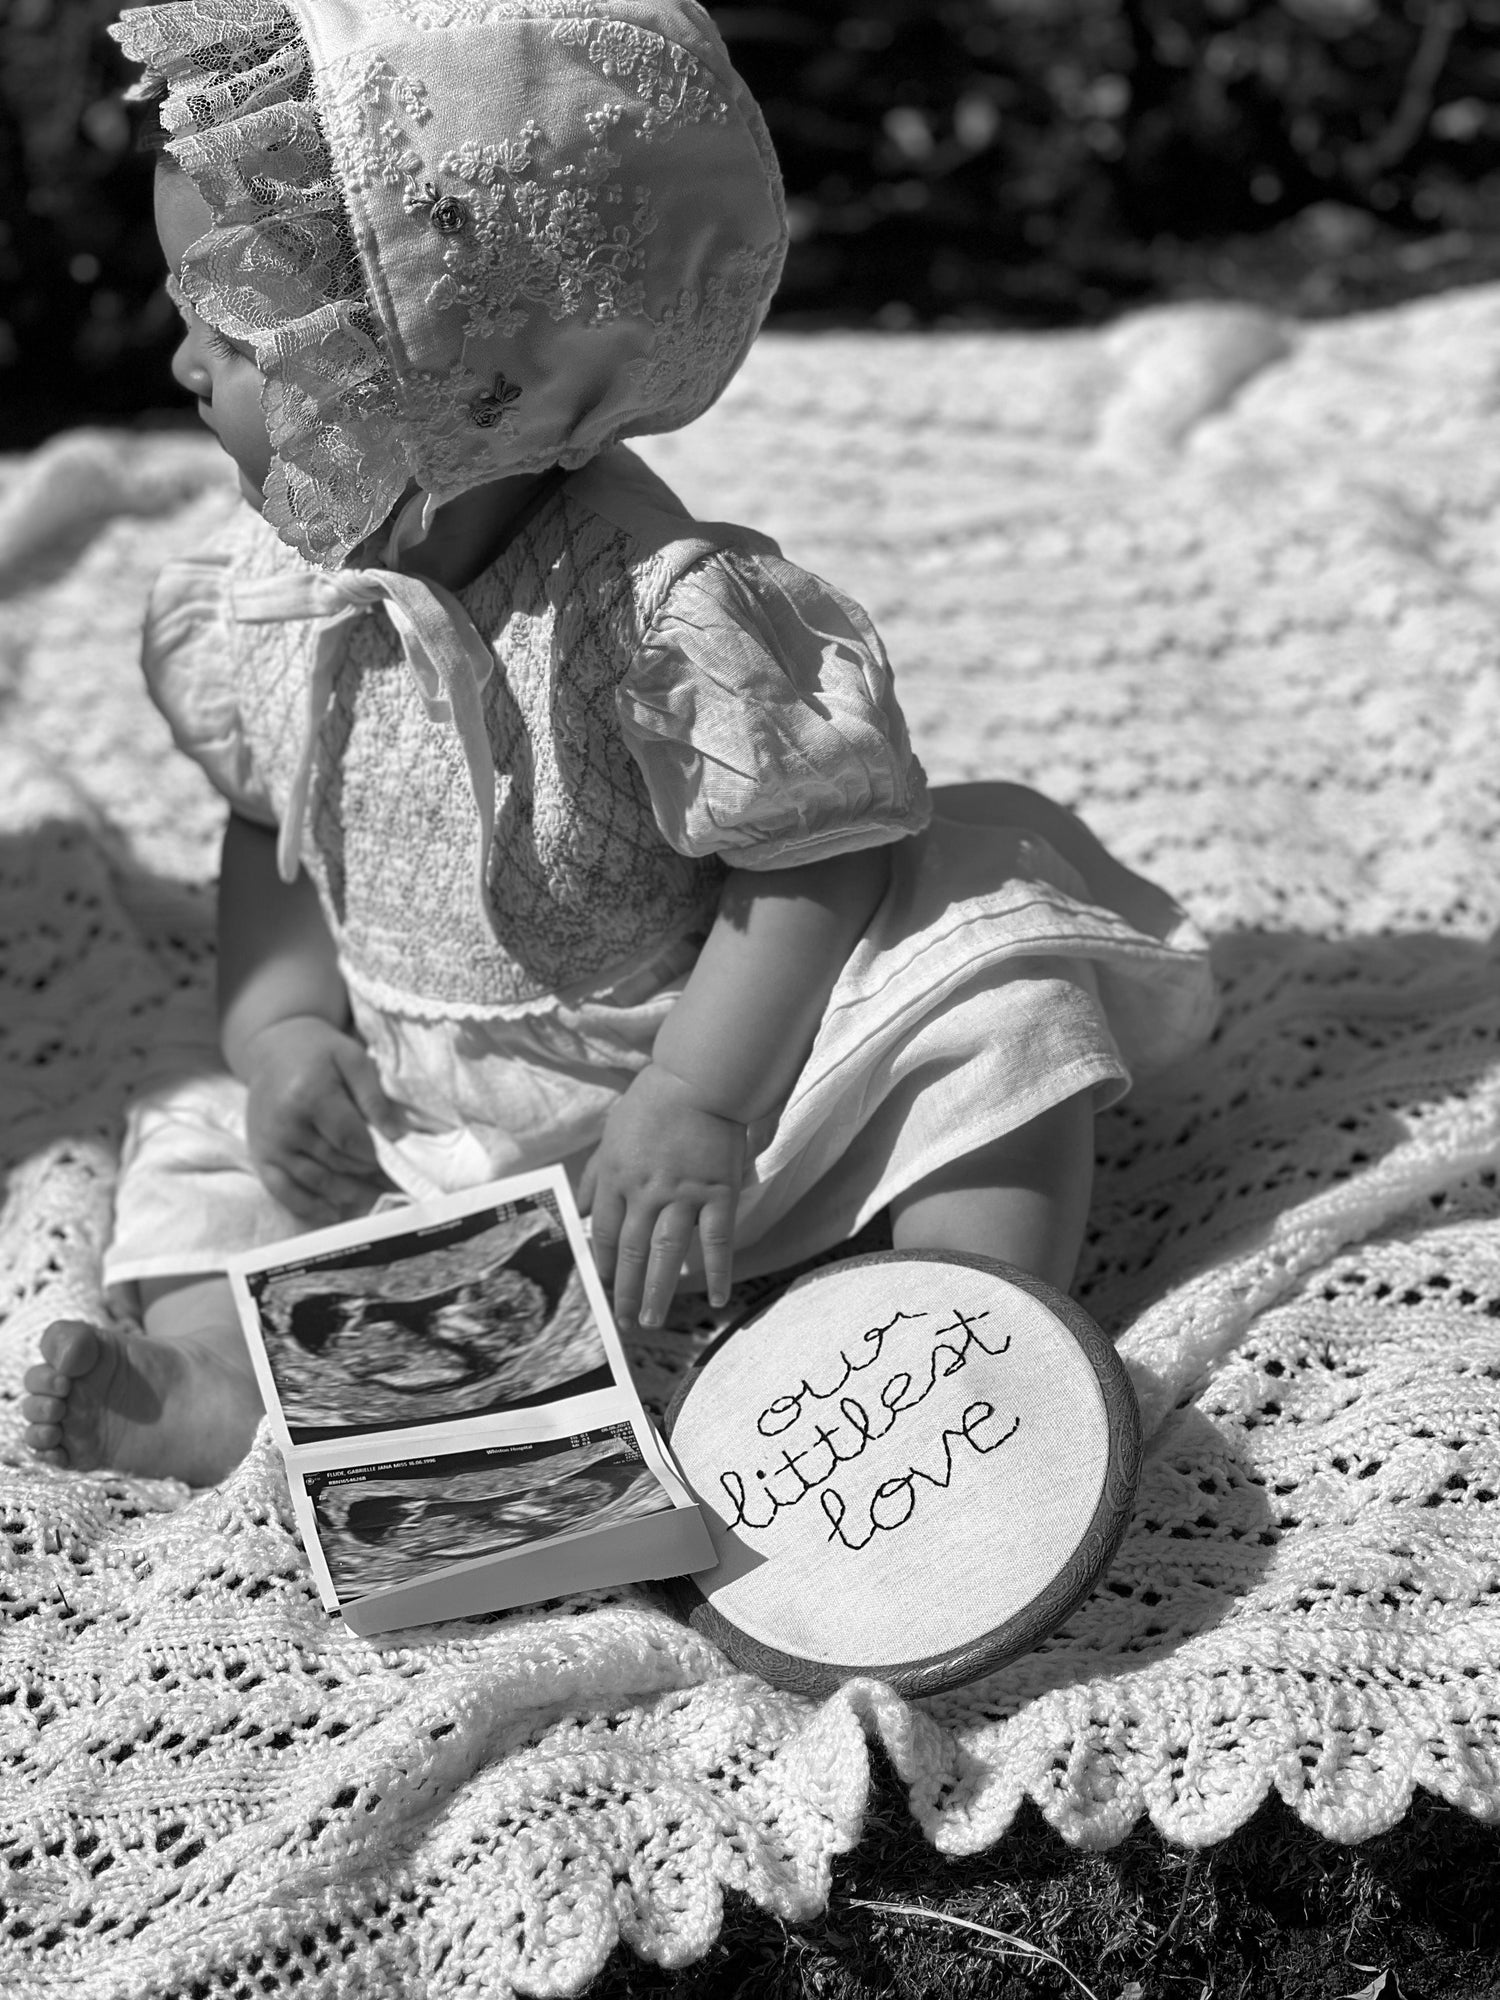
[{"xmin": 112, "ymin": 0, "xmax": 788, "ymax": 567}]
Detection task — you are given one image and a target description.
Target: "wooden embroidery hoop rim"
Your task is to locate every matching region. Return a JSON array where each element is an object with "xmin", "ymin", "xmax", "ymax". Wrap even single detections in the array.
[{"xmin": 661, "ymin": 1248, "xmax": 1142, "ymax": 1699}]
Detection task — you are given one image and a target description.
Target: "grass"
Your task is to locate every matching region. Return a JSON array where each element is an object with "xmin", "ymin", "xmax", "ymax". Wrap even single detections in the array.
[{"xmin": 591, "ymin": 1753, "xmax": 1500, "ymax": 1999}]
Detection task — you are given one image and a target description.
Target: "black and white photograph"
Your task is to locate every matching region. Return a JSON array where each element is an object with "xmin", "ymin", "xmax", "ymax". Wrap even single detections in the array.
[
  {"xmin": 305, "ymin": 1426, "xmax": 673, "ymax": 1599},
  {"xmin": 239, "ymin": 1191, "xmax": 610, "ymax": 1442},
  {"xmin": 8, "ymin": 2, "xmax": 1500, "ymax": 1995}
]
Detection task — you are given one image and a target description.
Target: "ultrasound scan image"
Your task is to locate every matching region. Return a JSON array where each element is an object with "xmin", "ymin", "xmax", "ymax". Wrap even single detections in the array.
[
  {"xmin": 247, "ymin": 1195, "xmax": 611, "ymax": 1438},
  {"xmin": 311, "ymin": 1431, "xmax": 671, "ymax": 1596}
]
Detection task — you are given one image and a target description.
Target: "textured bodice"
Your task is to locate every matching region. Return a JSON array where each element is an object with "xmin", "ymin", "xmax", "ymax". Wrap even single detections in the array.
[
  {"xmin": 142, "ymin": 449, "xmax": 932, "ymax": 1021},
  {"xmin": 223, "ymin": 493, "xmax": 726, "ymax": 1015}
]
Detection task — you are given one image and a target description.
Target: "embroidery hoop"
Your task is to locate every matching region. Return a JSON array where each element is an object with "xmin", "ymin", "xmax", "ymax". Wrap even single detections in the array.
[{"xmin": 662, "ymin": 1250, "xmax": 1141, "ymax": 1697}]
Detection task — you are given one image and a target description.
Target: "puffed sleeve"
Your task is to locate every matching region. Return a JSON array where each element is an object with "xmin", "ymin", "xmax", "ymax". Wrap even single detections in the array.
[
  {"xmin": 142, "ymin": 546, "xmax": 275, "ymax": 826},
  {"xmin": 617, "ymin": 549, "xmax": 931, "ymax": 868}
]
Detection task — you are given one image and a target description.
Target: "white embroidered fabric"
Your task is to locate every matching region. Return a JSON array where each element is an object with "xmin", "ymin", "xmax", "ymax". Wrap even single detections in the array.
[
  {"xmin": 115, "ymin": 0, "xmax": 786, "ymax": 567},
  {"xmin": 4, "ymin": 288, "xmax": 1500, "ymax": 1993}
]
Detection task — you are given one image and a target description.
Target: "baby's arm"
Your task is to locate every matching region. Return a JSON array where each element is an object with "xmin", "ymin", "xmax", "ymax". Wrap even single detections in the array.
[
  {"xmin": 219, "ymin": 812, "xmax": 397, "ymax": 1223},
  {"xmin": 582, "ymin": 844, "xmax": 891, "ymax": 1328}
]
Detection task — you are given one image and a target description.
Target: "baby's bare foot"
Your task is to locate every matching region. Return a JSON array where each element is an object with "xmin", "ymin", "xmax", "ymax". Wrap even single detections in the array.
[{"xmin": 22, "ymin": 1317, "xmax": 262, "ymax": 1487}]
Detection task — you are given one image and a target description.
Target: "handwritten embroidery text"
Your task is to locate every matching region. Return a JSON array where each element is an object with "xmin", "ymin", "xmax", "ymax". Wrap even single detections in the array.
[{"xmin": 717, "ymin": 1304, "xmax": 1020, "ymax": 1551}]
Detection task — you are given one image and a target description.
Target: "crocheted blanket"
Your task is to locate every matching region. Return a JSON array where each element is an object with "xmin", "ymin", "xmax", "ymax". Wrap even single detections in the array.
[{"xmin": 5, "ymin": 287, "xmax": 1500, "ymax": 1996}]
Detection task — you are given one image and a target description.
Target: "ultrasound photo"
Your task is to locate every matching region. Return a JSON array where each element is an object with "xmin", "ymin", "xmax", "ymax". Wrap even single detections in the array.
[
  {"xmin": 307, "ymin": 1428, "xmax": 672, "ymax": 1598},
  {"xmin": 242, "ymin": 1191, "xmax": 611, "ymax": 1441}
]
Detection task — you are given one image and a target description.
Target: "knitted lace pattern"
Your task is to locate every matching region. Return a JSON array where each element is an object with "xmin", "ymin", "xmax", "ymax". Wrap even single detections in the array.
[{"xmin": 4, "ymin": 288, "xmax": 1500, "ymax": 1994}]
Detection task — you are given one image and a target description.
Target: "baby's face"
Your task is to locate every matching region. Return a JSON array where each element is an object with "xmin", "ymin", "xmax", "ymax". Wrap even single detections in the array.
[{"xmin": 154, "ymin": 162, "xmax": 274, "ymax": 508}]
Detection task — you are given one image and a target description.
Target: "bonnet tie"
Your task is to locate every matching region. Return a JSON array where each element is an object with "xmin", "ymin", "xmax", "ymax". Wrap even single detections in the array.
[{"xmin": 229, "ymin": 565, "xmax": 500, "ymax": 937}]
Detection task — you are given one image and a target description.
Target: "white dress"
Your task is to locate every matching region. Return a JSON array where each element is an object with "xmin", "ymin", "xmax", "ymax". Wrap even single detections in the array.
[{"xmin": 105, "ymin": 448, "xmax": 1216, "ymax": 1296}]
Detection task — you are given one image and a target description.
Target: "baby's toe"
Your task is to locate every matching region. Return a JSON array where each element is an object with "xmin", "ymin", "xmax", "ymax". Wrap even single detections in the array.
[
  {"xmin": 22, "ymin": 1365, "xmax": 68, "ymax": 1401},
  {"xmin": 38, "ymin": 1320, "xmax": 102, "ymax": 1379},
  {"xmin": 21, "ymin": 1399, "xmax": 65, "ymax": 1455}
]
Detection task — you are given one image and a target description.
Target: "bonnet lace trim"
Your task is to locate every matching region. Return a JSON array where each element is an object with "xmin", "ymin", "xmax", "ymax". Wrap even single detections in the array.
[{"xmin": 114, "ymin": 1, "xmax": 414, "ymax": 567}]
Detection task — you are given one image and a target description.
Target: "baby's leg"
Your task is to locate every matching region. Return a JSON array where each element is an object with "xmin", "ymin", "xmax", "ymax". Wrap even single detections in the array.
[
  {"xmin": 22, "ymin": 1277, "xmax": 263, "ymax": 1487},
  {"xmin": 888, "ymin": 1090, "xmax": 1094, "ymax": 1294}
]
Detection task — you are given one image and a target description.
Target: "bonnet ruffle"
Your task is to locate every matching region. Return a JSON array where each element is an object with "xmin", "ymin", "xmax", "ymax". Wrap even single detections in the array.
[
  {"xmin": 114, "ymin": 0, "xmax": 788, "ymax": 569},
  {"xmin": 116, "ymin": 0, "xmax": 408, "ymax": 565}
]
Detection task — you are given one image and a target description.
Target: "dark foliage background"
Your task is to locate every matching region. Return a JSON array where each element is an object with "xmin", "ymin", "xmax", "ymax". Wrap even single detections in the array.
[{"xmin": 2, "ymin": 0, "xmax": 1500, "ymax": 443}]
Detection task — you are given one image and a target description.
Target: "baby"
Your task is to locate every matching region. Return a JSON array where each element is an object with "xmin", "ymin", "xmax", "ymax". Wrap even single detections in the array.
[{"xmin": 22, "ymin": 0, "xmax": 1214, "ymax": 1487}]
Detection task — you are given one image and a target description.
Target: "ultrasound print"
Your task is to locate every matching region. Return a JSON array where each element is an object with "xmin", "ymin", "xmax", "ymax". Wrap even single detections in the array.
[
  {"xmin": 247, "ymin": 1196, "xmax": 610, "ymax": 1440},
  {"xmin": 310, "ymin": 1432, "xmax": 671, "ymax": 1597}
]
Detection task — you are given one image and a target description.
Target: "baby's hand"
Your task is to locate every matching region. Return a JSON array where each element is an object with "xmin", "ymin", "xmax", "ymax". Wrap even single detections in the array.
[
  {"xmin": 240, "ymin": 1015, "xmax": 398, "ymax": 1225},
  {"xmin": 579, "ymin": 1062, "xmax": 745, "ymax": 1331}
]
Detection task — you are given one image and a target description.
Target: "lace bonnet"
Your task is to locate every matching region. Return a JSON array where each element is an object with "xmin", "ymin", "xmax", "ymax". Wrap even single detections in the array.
[{"xmin": 112, "ymin": 0, "xmax": 788, "ymax": 567}]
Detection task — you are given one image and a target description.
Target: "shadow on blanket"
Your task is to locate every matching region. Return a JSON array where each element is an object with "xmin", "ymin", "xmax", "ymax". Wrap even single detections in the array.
[{"xmin": 1087, "ymin": 926, "xmax": 1500, "ymax": 1329}]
